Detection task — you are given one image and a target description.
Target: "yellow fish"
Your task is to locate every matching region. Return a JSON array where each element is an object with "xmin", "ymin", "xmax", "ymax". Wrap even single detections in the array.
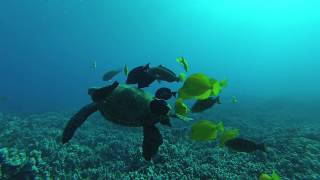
[
  {"xmin": 174, "ymin": 98, "xmax": 190, "ymax": 116},
  {"xmin": 220, "ymin": 79, "xmax": 228, "ymax": 88},
  {"xmin": 178, "ymin": 73, "xmax": 224, "ymax": 100},
  {"xmin": 176, "ymin": 57, "xmax": 189, "ymax": 72},
  {"xmin": 179, "ymin": 73, "xmax": 212, "ymax": 97},
  {"xmin": 259, "ymin": 171, "xmax": 281, "ymax": 180},
  {"xmin": 190, "ymin": 120, "xmax": 224, "ymax": 141},
  {"xmin": 124, "ymin": 64, "xmax": 129, "ymax": 76}
]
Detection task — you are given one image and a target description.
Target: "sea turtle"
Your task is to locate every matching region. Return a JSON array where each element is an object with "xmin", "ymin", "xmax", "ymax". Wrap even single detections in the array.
[{"xmin": 62, "ymin": 81, "xmax": 183, "ymax": 160}]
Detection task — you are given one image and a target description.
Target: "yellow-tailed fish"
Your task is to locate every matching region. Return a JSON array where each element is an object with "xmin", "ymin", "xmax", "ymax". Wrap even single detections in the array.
[
  {"xmin": 220, "ymin": 79, "xmax": 228, "ymax": 88},
  {"xmin": 174, "ymin": 98, "xmax": 190, "ymax": 116},
  {"xmin": 179, "ymin": 73, "xmax": 212, "ymax": 97},
  {"xmin": 176, "ymin": 57, "xmax": 189, "ymax": 72},
  {"xmin": 259, "ymin": 173, "xmax": 272, "ymax": 180},
  {"xmin": 190, "ymin": 120, "xmax": 224, "ymax": 141},
  {"xmin": 259, "ymin": 171, "xmax": 281, "ymax": 180}
]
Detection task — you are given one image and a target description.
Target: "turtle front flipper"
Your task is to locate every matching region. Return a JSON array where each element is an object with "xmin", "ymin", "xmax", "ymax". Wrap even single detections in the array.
[
  {"xmin": 142, "ymin": 125, "xmax": 163, "ymax": 161},
  {"xmin": 62, "ymin": 103, "xmax": 98, "ymax": 144}
]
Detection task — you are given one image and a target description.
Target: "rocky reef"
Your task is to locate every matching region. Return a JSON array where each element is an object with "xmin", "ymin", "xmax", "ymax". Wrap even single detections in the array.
[{"xmin": 0, "ymin": 104, "xmax": 319, "ymax": 179}]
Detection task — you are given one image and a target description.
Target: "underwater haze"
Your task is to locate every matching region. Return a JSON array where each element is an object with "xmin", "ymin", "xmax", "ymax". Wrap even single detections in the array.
[{"xmin": 1, "ymin": 0, "xmax": 320, "ymax": 179}]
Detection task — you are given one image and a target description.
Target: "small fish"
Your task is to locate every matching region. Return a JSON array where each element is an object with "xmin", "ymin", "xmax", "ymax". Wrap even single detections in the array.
[
  {"xmin": 174, "ymin": 98, "xmax": 190, "ymax": 116},
  {"xmin": 190, "ymin": 120, "xmax": 224, "ymax": 141},
  {"xmin": 220, "ymin": 79, "xmax": 228, "ymax": 88},
  {"xmin": 191, "ymin": 96, "xmax": 221, "ymax": 113},
  {"xmin": 176, "ymin": 57, "xmax": 189, "ymax": 72},
  {"xmin": 149, "ymin": 65, "xmax": 183, "ymax": 83},
  {"xmin": 232, "ymin": 96, "xmax": 238, "ymax": 104},
  {"xmin": 102, "ymin": 68, "xmax": 122, "ymax": 81},
  {"xmin": 149, "ymin": 99, "xmax": 170, "ymax": 116},
  {"xmin": 126, "ymin": 63, "xmax": 155, "ymax": 88},
  {"xmin": 225, "ymin": 138, "xmax": 266, "ymax": 153},
  {"xmin": 259, "ymin": 171, "xmax": 281, "ymax": 180},
  {"xmin": 155, "ymin": 87, "xmax": 177, "ymax": 100},
  {"xmin": 124, "ymin": 64, "xmax": 129, "ymax": 76},
  {"xmin": 91, "ymin": 61, "xmax": 97, "ymax": 69}
]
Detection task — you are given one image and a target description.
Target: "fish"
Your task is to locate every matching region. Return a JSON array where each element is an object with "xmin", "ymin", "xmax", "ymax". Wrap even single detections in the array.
[
  {"xmin": 191, "ymin": 96, "xmax": 221, "ymax": 113},
  {"xmin": 220, "ymin": 79, "xmax": 228, "ymax": 88},
  {"xmin": 259, "ymin": 171, "xmax": 281, "ymax": 180},
  {"xmin": 178, "ymin": 73, "xmax": 218, "ymax": 100},
  {"xmin": 91, "ymin": 61, "xmax": 97, "ymax": 69},
  {"xmin": 176, "ymin": 57, "xmax": 189, "ymax": 72},
  {"xmin": 149, "ymin": 65, "xmax": 183, "ymax": 83},
  {"xmin": 149, "ymin": 99, "xmax": 170, "ymax": 116},
  {"xmin": 232, "ymin": 96, "xmax": 238, "ymax": 104},
  {"xmin": 190, "ymin": 120, "xmax": 224, "ymax": 141},
  {"xmin": 124, "ymin": 64, "xmax": 129, "ymax": 76},
  {"xmin": 174, "ymin": 98, "xmax": 190, "ymax": 116},
  {"xmin": 102, "ymin": 68, "xmax": 122, "ymax": 81},
  {"xmin": 126, "ymin": 63, "xmax": 156, "ymax": 88},
  {"xmin": 225, "ymin": 138, "xmax": 266, "ymax": 153},
  {"xmin": 155, "ymin": 87, "xmax": 177, "ymax": 100}
]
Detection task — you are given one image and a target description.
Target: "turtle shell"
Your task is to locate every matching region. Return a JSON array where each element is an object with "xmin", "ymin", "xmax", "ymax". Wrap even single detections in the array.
[{"xmin": 97, "ymin": 84, "xmax": 159, "ymax": 127}]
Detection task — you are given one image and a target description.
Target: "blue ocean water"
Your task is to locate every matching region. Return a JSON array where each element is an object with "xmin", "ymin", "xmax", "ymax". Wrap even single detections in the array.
[
  {"xmin": 1, "ymin": 0, "xmax": 319, "ymax": 113},
  {"xmin": 1, "ymin": 1, "xmax": 320, "ymax": 179}
]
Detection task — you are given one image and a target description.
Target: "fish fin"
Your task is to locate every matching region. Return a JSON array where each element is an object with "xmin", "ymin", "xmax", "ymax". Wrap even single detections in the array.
[
  {"xmin": 271, "ymin": 171, "xmax": 281, "ymax": 180},
  {"xmin": 178, "ymin": 73, "xmax": 186, "ymax": 82},
  {"xmin": 170, "ymin": 113, "xmax": 194, "ymax": 122},
  {"xmin": 142, "ymin": 124, "xmax": 163, "ymax": 161}
]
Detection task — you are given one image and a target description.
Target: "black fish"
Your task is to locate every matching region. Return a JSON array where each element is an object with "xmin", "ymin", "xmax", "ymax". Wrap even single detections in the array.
[
  {"xmin": 149, "ymin": 65, "xmax": 181, "ymax": 82},
  {"xmin": 225, "ymin": 138, "xmax": 266, "ymax": 153},
  {"xmin": 155, "ymin": 87, "xmax": 177, "ymax": 100},
  {"xmin": 126, "ymin": 64, "xmax": 155, "ymax": 88},
  {"xmin": 149, "ymin": 99, "xmax": 170, "ymax": 116},
  {"xmin": 191, "ymin": 96, "xmax": 221, "ymax": 113}
]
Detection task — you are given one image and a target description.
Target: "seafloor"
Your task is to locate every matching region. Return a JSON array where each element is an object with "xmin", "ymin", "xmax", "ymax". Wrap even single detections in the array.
[{"xmin": 0, "ymin": 98, "xmax": 319, "ymax": 180}]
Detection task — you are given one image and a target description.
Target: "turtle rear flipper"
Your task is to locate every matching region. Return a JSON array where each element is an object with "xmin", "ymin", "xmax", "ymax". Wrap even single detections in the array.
[
  {"xmin": 62, "ymin": 103, "xmax": 98, "ymax": 144},
  {"xmin": 142, "ymin": 125, "xmax": 163, "ymax": 161}
]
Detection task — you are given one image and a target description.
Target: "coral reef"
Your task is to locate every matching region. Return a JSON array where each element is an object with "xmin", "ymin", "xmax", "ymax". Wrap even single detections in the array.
[{"xmin": 0, "ymin": 105, "xmax": 319, "ymax": 179}]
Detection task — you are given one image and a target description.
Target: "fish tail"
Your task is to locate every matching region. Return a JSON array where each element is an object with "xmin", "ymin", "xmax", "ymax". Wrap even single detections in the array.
[{"xmin": 258, "ymin": 143, "xmax": 266, "ymax": 152}]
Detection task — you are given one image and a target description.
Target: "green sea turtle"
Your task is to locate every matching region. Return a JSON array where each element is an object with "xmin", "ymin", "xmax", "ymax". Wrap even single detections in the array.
[{"xmin": 62, "ymin": 81, "xmax": 187, "ymax": 160}]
